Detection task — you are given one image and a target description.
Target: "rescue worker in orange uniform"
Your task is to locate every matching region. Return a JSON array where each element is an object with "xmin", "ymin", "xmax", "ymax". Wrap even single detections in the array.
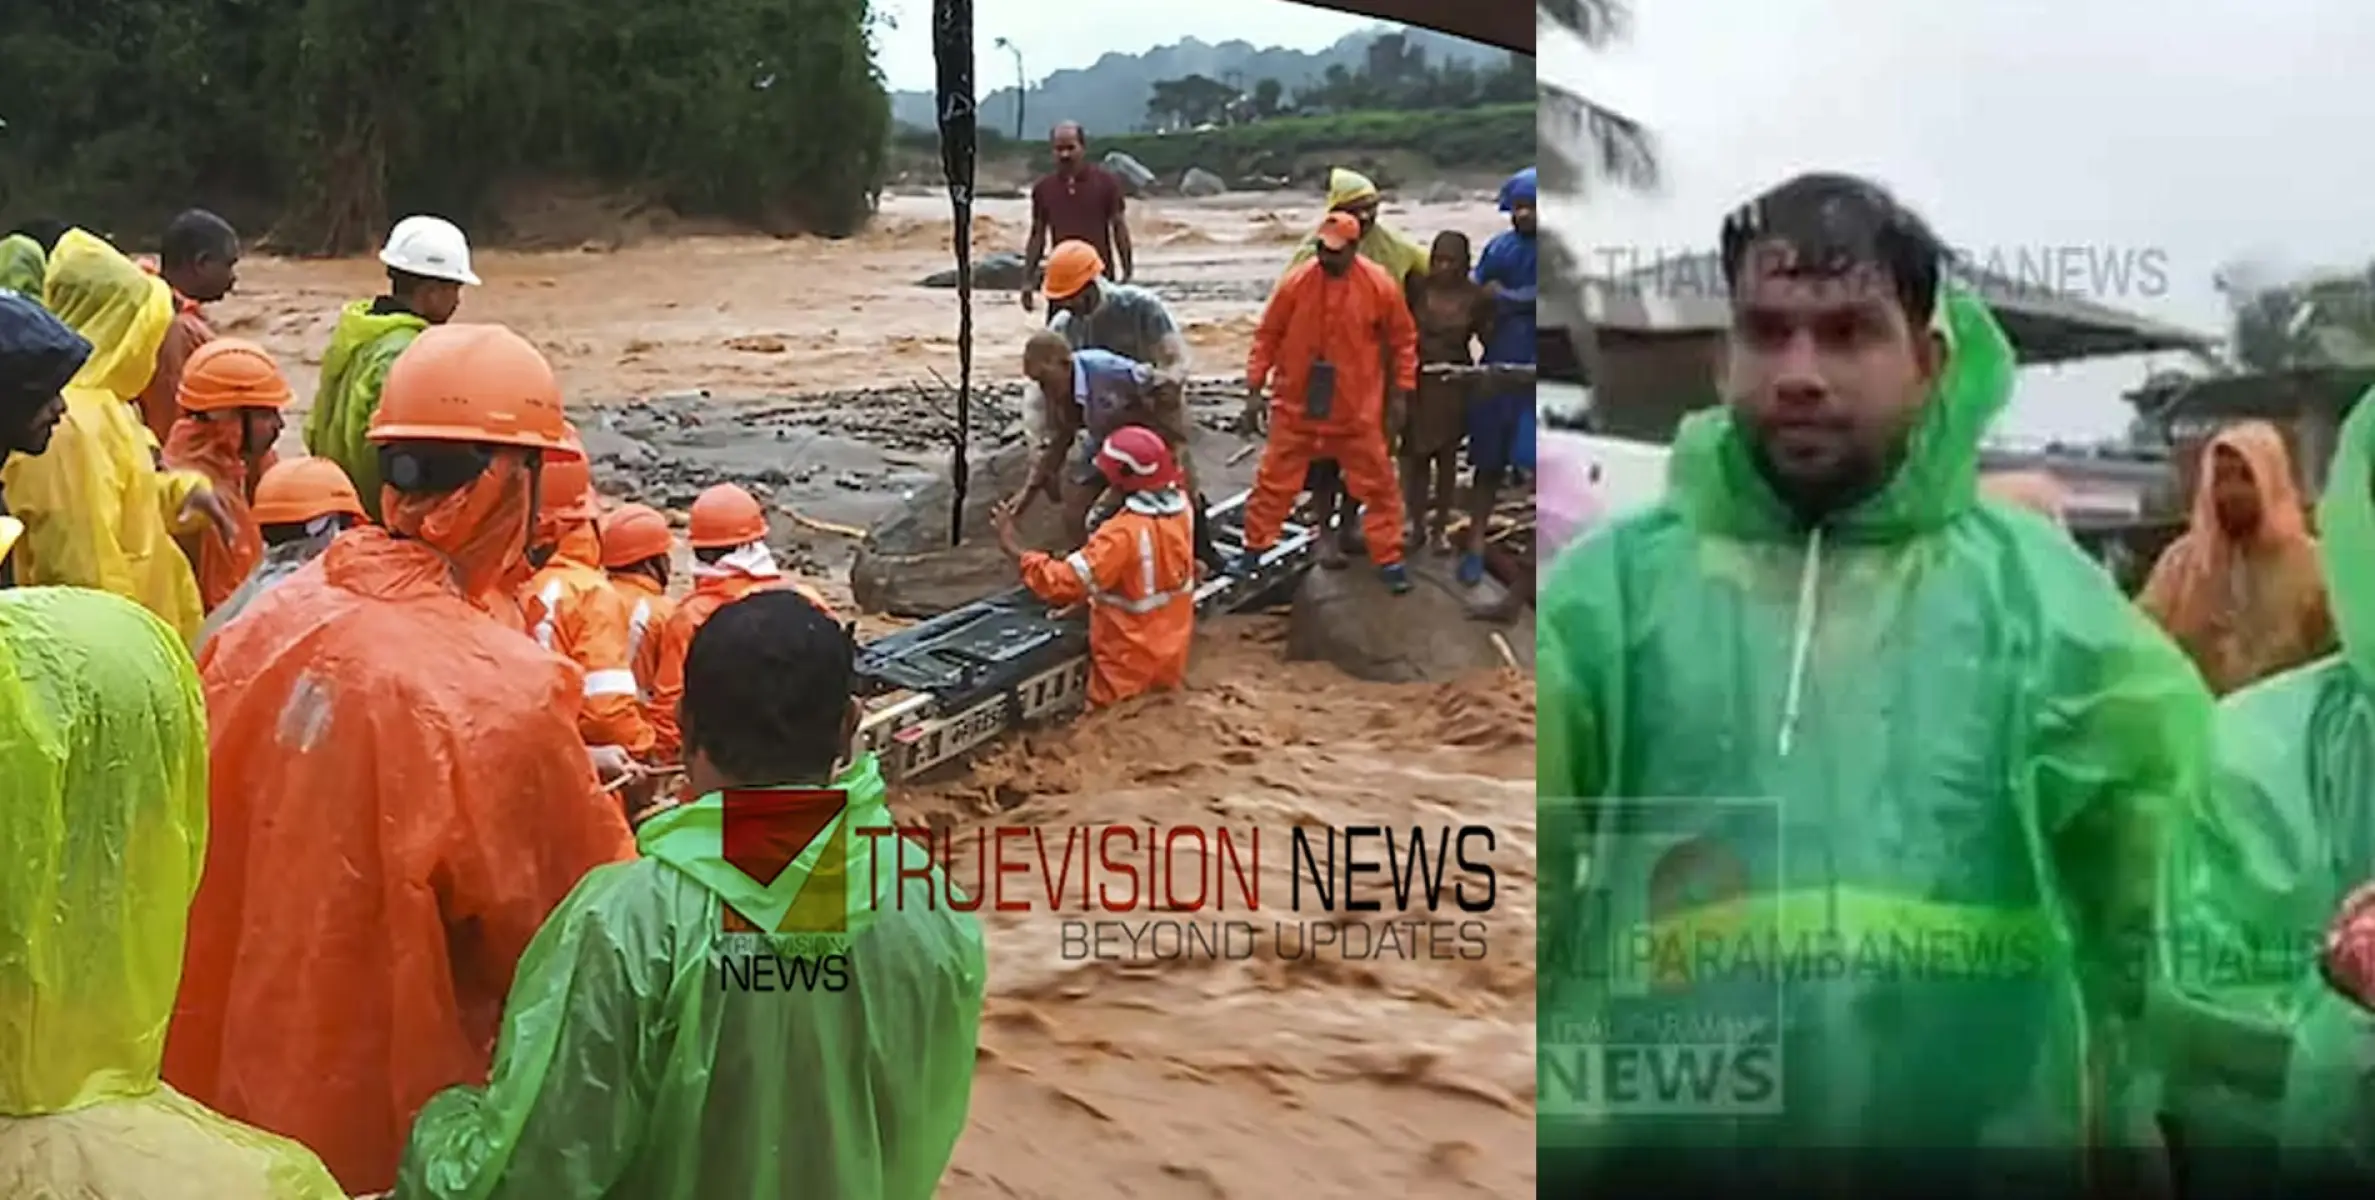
[
  {"xmin": 645, "ymin": 482, "xmax": 834, "ymax": 761},
  {"xmin": 521, "ymin": 428, "xmax": 657, "ymax": 760},
  {"xmin": 996, "ymin": 426, "xmax": 1196, "ymax": 706},
  {"xmin": 194, "ymin": 456, "xmax": 367, "ymax": 650},
  {"xmin": 162, "ymin": 337, "xmax": 287, "ymax": 611},
  {"xmin": 1241, "ymin": 211, "xmax": 1420, "ymax": 594},
  {"xmin": 599, "ymin": 501, "xmax": 678, "ymax": 722},
  {"xmin": 165, "ymin": 324, "xmax": 639, "ymax": 1197}
]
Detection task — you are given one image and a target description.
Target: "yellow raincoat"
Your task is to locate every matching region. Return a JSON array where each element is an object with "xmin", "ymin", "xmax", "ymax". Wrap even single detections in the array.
[
  {"xmin": 0, "ymin": 586, "xmax": 343, "ymax": 1198},
  {"xmin": 0, "ymin": 230, "xmax": 212, "ymax": 642},
  {"xmin": 1284, "ymin": 168, "xmax": 1430, "ymax": 285},
  {"xmin": 0, "ymin": 233, "xmax": 45, "ymax": 299}
]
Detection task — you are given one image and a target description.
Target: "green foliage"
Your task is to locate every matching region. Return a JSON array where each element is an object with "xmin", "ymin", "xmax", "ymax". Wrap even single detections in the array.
[
  {"xmin": 1095, "ymin": 105, "xmax": 1533, "ymax": 184},
  {"xmin": 0, "ymin": 0, "xmax": 888, "ymax": 252},
  {"xmin": 1137, "ymin": 34, "xmax": 1531, "ymax": 132}
]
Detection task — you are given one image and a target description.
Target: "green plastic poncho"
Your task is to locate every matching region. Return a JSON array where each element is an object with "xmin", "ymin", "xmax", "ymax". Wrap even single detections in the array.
[
  {"xmin": 0, "ymin": 586, "xmax": 343, "ymax": 1198},
  {"xmin": 395, "ymin": 753, "xmax": 987, "ymax": 1199},
  {"xmin": 0, "ymin": 234, "xmax": 46, "ymax": 300},
  {"xmin": 1536, "ymin": 285, "xmax": 2212, "ymax": 1179},
  {"xmin": 2177, "ymin": 386, "xmax": 2375, "ymax": 1178},
  {"xmin": 304, "ymin": 299, "xmax": 427, "ymax": 522}
]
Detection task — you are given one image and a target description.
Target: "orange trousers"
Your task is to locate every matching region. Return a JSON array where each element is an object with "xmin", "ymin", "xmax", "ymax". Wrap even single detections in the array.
[{"xmin": 1244, "ymin": 422, "xmax": 1404, "ymax": 566}]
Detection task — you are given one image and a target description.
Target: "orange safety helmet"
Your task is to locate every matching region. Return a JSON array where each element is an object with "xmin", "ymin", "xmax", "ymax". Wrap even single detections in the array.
[
  {"xmin": 598, "ymin": 503, "xmax": 674, "ymax": 569},
  {"xmin": 539, "ymin": 425, "xmax": 599, "ymax": 520},
  {"xmin": 1095, "ymin": 426, "xmax": 1183, "ymax": 493},
  {"xmin": 687, "ymin": 483, "xmax": 768, "ymax": 549},
  {"xmin": 177, "ymin": 338, "xmax": 294, "ymax": 413},
  {"xmin": 250, "ymin": 456, "xmax": 368, "ymax": 526},
  {"xmin": 367, "ymin": 323, "xmax": 573, "ymax": 452},
  {"xmin": 1042, "ymin": 240, "xmax": 1104, "ymax": 302}
]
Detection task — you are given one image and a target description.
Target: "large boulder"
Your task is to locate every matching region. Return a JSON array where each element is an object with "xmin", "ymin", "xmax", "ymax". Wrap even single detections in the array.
[
  {"xmin": 850, "ymin": 418, "xmax": 1259, "ymax": 618},
  {"xmin": 919, "ymin": 251, "xmax": 1032, "ymax": 291},
  {"xmin": 1104, "ymin": 151, "xmax": 1157, "ymax": 195},
  {"xmin": 1179, "ymin": 167, "xmax": 1227, "ymax": 197},
  {"xmin": 1285, "ymin": 552, "xmax": 1535, "ymax": 683}
]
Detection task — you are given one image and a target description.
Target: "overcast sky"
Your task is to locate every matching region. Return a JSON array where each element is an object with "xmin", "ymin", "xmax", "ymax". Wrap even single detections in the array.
[
  {"xmin": 1544, "ymin": 0, "xmax": 2375, "ymax": 443},
  {"xmin": 871, "ymin": 0, "xmax": 1380, "ymax": 93}
]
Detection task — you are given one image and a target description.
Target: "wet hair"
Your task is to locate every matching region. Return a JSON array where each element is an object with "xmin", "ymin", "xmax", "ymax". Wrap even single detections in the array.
[
  {"xmin": 9, "ymin": 220, "xmax": 68, "ymax": 254},
  {"xmin": 160, "ymin": 209, "xmax": 238, "ymax": 269},
  {"xmin": 1051, "ymin": 121, "xmax": 1086, "ymax": 145},
  {"xmin": 681, "ymin": 589, "xmax": 856, "ymax": 784},
  {"xmin": 693, "ymin": 545, "xmax": 731, "ymax": 565},
  {"xmin": 1430, "ymin": 230, "xmax": 1471, "ymax": 266},
  {"xmin": 378, "ymin": 441, "xmax": 493, "ymax": 496},
  {"xmin": 1718, "ymin": 172, "xmax": 1947, "ymax": 329}
]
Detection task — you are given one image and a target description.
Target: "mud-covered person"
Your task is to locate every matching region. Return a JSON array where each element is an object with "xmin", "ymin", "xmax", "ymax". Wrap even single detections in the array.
[
  {"xmin": 1020, "ymin": 120, "xmax": 1133, "ymax": 317},
  {"xmin": 1015, "ymin": 330, "xmax": 1221, "ymax": 572},
  {"xmin": 1403, "ymin": 230, "xmax": 1493, "ymax": 555}
]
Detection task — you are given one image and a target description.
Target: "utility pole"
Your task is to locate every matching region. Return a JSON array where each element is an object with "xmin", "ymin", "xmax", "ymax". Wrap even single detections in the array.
[{"xmin": 992, "ymin": 36, "xmax": 1026, "ymax": 141}]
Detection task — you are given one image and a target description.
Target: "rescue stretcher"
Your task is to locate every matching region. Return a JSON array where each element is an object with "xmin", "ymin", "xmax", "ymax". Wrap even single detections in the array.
[{"xmin": 851, "ymin": 488, "xmax": 1319, "ymax": 782}]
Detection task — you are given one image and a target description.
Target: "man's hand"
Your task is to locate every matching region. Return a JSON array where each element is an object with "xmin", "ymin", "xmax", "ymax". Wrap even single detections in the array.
[
  {"xmin": 993, "ymin": 499, "xmax": 1026, "ymax": 561},
  {"xmin": 1019, "ymin": 288, "xmax": 1038, "ymax": 313},
  {"xmin": 2325, "ymin": 882, "xmax": 2375, "ymax": 1009},
  {"xmin": 181, "ymin": 486, "xmax": 236, "ymax": 543},
  {"xmin": 588, "ymin": 744, "xmax": 636, "ymax": 790},
  {"xmin": 1481, "ymin": 280, "xmax": 1505, "ymax": 303},
  {"xmin": 1238, "ymin": 387, "xmax": 1268, "ymax": 436},
  {"xmin": 1386, "ymin": 388, "xmax": 1410, "ymax": 449},
  {"xmin": 1008, "ymin": 481, "xmax": 1041, "ymax": 520}
]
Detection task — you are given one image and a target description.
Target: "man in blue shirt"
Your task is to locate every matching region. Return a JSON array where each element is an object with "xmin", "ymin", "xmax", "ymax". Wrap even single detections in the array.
[
  {"xmin": 1461, "ymin": 167, "xmax": 1538, "ymax": 586},
  {"xmin": 1017, "ymin": 330, "xmax": 1220, "ymax": 570}
]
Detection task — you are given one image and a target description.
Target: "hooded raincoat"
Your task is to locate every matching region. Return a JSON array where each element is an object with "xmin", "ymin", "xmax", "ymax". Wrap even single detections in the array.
[
  {"xmin": 0, "ymin": 234, "xmax": 47, "ymax": 299},
  {"xmin": 0, "ymin": 587, "xmax": 343, "ymax": 1199},
  {"xmin": 2139, "ymin": 422, "xmax": 2333, "ymax": 696},
  {"xmin": 393, "ymin": 754, "xmax": 986, "ymax": 1198},
  {"xmin": 0, "ymin": 229, "xmax": 214, "ymax": 642},
  {"xmin": 163, "ymin": 413, "xmax": 275, "ymax": 612},
  {"xmin": 2152, "ymin": 389, "xmax": 2375, "ymax": 1179},
  {"xmin": 523, "ymin": 519, "xmax": 657, "ymax": 758},
  {"xmin": 166, "ymin": 455, "xmax": 640, "ymax": 1196},
  {"xmin": 304, "ymin": 300, "xmax": 429, "ymax": 522},
  {"xmin": 1285, "ymin": 168, "xmax": 1429, "ymax": 285},
  {"xmin": 1536, "ymin": 285, "xmax": 2211, "ymax": 1181}
]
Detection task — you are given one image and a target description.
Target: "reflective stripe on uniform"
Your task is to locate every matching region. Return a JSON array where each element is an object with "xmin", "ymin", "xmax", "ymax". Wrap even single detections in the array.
[
  {"xmin": 1072, "ymin": 523, "xmax": 1193, "ymax": 616},
  {"xmin": 584, "ymin": 668, "xmax": 639, "ymax": 699},
  {"xmin": 533, "ymin": 578, "xmax": 565, "ymax": 649}
]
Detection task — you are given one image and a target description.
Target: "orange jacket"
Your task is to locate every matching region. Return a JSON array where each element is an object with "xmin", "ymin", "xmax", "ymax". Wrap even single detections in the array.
[
  {"xmin": 1246, "ymin": 255, "xmax": 1419, "ymax": 438},
  {"xmin": 1020, "ymin": 491, "xmax": 1196, "ymax": 706},
  {"xmin": 522, "ymin": 521, "xmax": 658, "ymax": 758},
  {"xmin": 646, "ymin": 571, "xmax": 835, "ymax": 762},
  {"xmin": 135, "ymin": 299, "xmax": 213, "ymax": 449},
  {"xmin": 167, "ymin": 527, "xmax": 636, "ymax": 1195},
  {"xmin": 160, "ymin": 414, "xmax": 273, "ymax": 612},
  {"xmin": 609, "ymin": 569, "xmax": 678, "ymax": 723}
]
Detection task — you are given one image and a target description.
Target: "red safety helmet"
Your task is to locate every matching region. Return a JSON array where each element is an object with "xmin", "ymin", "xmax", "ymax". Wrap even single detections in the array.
[{"xmin": 1094, "ymin": 426, "xmax": 1182, "ymax": 493}]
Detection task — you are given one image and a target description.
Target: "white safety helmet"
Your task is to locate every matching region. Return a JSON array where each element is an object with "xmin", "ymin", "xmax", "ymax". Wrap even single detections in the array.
[{"xmin": 378, "ymin": 215, "xmax": 481, "ymax": 287}]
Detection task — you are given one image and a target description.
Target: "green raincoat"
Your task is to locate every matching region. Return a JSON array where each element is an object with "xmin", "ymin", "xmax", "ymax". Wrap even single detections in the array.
[
  {"xmin": 1536, "ymin": 285, "xmax": 2212, "ymax": 1178},
  {"xmin": 304, "ymin": 300, "xmax": 428, "ymax": 521},
  {"xmin": 0, "ymin": 587, "xmax": 342, "ymax": 1198},
  {"xmin": 0, "ymin": 234, "xmax": 46, "ymax": 300},
  {"xmin": 395, "ymin": 754, "xmax": 987, "ymax": 1199},
  {"xmin": 2173, "ymin": 386, "xmax": 2375, "ymax": 1178}
]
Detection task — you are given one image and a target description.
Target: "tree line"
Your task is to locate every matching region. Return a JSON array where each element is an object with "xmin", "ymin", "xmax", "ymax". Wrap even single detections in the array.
[
  {"xmin": 0, "ymin": 0, "xmax": 889, "ymax": 253},
  {"xmin": 1143, "ymin": 33, "xmax": 1532, "ymax": 131}
]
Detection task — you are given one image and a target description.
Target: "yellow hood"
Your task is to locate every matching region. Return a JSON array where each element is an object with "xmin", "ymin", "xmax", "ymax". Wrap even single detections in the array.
[{"xmin": 43, "ymin": 229, "xmax": 173, "ymax": 402}]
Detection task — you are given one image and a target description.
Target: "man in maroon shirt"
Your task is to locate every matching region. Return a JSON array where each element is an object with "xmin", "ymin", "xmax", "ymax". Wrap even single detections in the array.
[{"xmin": 1022, "ymin": 121, "xmax": 1134, "ymax": 315}]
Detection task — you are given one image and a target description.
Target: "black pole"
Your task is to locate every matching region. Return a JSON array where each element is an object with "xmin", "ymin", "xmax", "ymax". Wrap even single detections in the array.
[{"xmin": 933, "ymin": 0, "xmax": 976, "ymax": 548}]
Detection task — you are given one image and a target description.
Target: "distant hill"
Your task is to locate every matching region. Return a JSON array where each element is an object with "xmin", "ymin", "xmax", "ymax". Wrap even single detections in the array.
[{"xmin": 890, "ymin": 26, "xmax": 1510, "ymax": 137}]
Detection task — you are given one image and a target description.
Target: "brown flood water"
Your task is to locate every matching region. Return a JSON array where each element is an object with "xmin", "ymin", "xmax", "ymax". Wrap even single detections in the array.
[{"xmin": 207, "ymin": 190, "xmax": 1538, "ymax": 1196}]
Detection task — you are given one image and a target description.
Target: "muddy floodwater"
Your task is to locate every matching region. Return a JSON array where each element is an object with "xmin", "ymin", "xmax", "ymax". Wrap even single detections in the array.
[{"xmin": 212, "ymin": 189, "xmax": 1538, "ymax": 1196}]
